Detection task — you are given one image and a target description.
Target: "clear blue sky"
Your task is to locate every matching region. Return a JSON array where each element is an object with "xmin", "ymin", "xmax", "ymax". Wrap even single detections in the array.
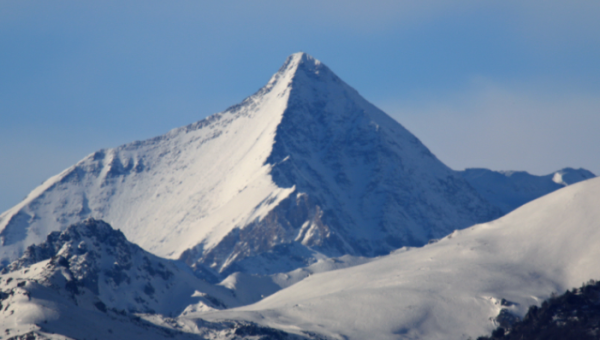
[{"xmin": 1, "ymin": 1, "xmax": 599, "ymax": 212}]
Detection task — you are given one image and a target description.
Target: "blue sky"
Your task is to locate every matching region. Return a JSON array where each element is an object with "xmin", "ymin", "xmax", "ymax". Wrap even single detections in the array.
[{"xmin": 1, "ymin": 1, "xmax": 599, "ymax": 212}]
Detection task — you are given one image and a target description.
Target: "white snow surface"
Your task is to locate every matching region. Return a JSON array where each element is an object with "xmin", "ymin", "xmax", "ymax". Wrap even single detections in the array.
[
  {"xmin": 0, "ymin": 261, "xmax": 205, "ymax": 340},
  {"xmin": 192, "ymin": 177, "xmax": 600, "ymax": 340}
]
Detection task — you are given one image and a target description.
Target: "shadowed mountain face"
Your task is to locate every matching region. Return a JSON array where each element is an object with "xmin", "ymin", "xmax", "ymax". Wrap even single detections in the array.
[
  {"xmin": 0, "ymin": 53, "xmax": 500, "ymax": 276},
  {"xmin": 460, "ymin": 167, "xmax": 595, "ymax": 214},
  {"xmin": 195, "ymin": 54, "xmax": 502, "ymax": 275}
]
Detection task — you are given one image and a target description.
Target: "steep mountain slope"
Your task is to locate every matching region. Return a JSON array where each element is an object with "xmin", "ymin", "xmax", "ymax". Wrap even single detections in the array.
[
  {"xmin": 194, "ymin": 177, "xmax": 600, "ymax": 340},
  {"xmin": 460, "ymin": 167, "xmax": 595, "ymax": 214},
  {"xmin": 0, "ymin": 53, "xmax": 500, "ymax": 276},
  {"xmin": 0, "ymin": 219, "xmax": 310, "ymax": 340}
]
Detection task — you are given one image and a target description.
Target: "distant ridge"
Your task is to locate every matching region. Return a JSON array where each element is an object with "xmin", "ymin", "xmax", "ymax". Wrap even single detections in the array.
[{"xmin": 460, "ymin": 167, "xmax": 595, "ymax": 214}]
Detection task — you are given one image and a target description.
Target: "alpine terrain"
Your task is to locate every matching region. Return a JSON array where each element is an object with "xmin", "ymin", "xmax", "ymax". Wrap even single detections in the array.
[
  {"xmin": 0, "ymin": 53, "xmax": 598, "ymax": 340},
  {"xmin": 192, "ymin": 176, "xmax": 600, "ymax": 340},
  {"xmin": 0, "ymin": 219, "xmax": 308, "ymax": 340},
  {"xmin": 0, "ymin": 53, "xmax": 501, "ymax": 277}
]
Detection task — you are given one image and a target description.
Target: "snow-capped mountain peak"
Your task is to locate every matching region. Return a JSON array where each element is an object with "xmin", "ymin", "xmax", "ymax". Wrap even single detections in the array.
[
  {"xmin": 0, "ymin": 53, "xmax": 500, "ymax": 277},
  {"xmin": 1, "ymin": 52, "xmax": 598, "ymax": 340}
]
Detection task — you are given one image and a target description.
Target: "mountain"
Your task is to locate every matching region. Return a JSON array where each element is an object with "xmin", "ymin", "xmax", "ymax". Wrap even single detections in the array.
[
  {"xmin": 192, "ymin": 177, "xmax": 600, "ymax": 340},
  {"xmin": 0, "ymin": 218, "xmax": 309, "ymax": 340},
  {"xmin": 459, "ymin": 167, "xmax": 595, "ymax": 214},
  {"xmin": 0, "ymin": 218, "xmax": 233, "ymax": 315},
  {"xmin": 0, "ymin": 53, "xmax": 500, "ymax": 276}
]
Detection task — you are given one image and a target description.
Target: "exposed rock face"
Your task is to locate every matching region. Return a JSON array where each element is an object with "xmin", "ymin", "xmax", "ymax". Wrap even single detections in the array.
[
  {"xmin": 0, "ymin": 219, "xmax": 319, "ymax": 340},
  {"xmin": 0, "ymin": 53, "xmax": 500, "ymax": 276},
  {"xmin": 1, "ymin": 218, "xmax": 232, "ymax": 316}
]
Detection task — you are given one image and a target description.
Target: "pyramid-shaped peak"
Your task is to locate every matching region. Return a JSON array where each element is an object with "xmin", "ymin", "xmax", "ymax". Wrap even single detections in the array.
[{"xmin": 0, "ymin": 53, "xmax": 501, "ymax": 278}]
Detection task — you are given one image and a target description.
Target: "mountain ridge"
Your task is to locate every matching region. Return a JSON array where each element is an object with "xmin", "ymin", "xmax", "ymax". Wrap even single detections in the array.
[
  {"xmin": 0, "ymin": 218, "xmax": 311, "ymax": 340},
  {"xmin": 460, "ymin": 167, "xmax": 595, "ymax": 214}
]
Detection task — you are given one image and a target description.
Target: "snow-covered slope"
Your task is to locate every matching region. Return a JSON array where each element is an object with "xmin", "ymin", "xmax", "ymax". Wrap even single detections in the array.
[
  {"xmin": 459, "ymin": 167, "xmax": 595, "ymax": 214},
  {"xmin": 194, "ymin": 176, "xmax": 600, "ymax": 340},
  {"xmin": 0, "ymin": 219, "xmax": 311, "ymax": 340},
  {"xmin": 0, "ymin": 269, "xmax": 304, "ymax": 340},
  {"xmin": 0, "ymin": 53, "xmax": 500, "ymax": 276}
]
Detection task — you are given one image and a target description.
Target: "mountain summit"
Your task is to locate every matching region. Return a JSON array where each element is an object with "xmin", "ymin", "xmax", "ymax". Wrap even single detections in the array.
[{"xmin": 0, "ymin": 53, "xmax": 500, "ymax": 275}]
